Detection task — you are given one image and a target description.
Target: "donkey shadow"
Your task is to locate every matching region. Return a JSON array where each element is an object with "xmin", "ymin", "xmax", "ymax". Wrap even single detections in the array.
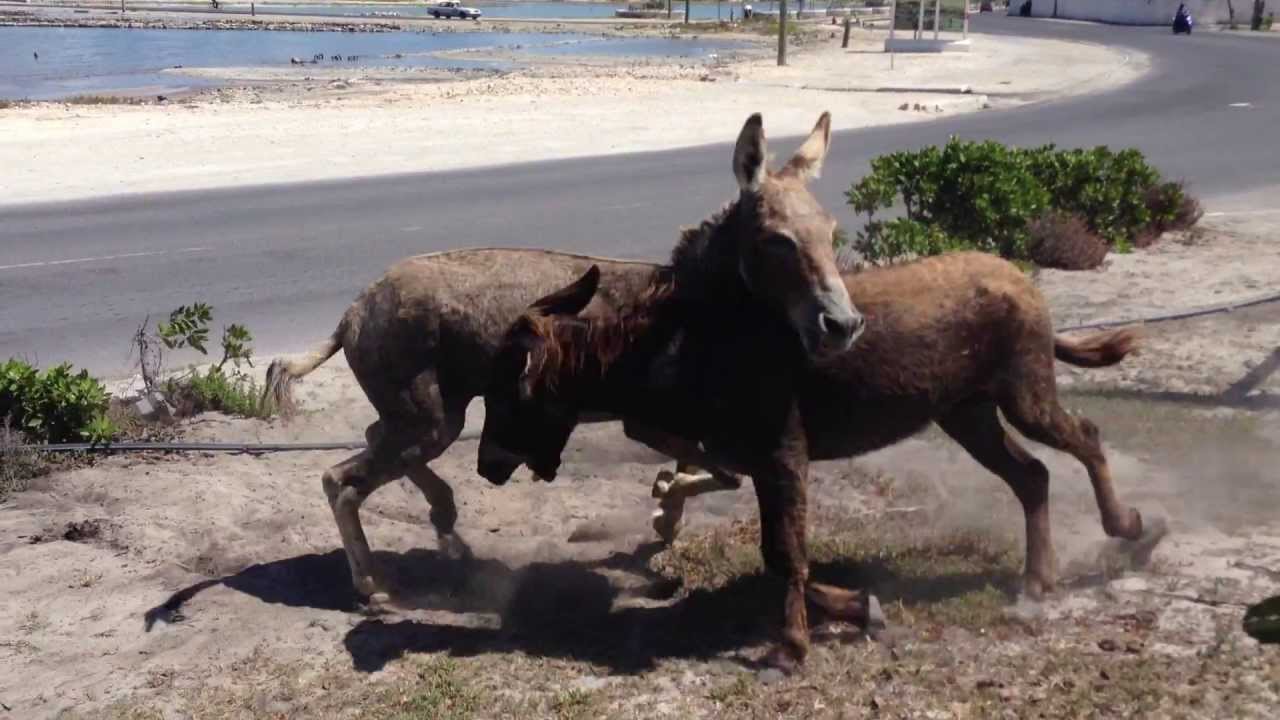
[{"xmin": 143, "ymin": 541, "xmax": 1018, "ymax": 673}]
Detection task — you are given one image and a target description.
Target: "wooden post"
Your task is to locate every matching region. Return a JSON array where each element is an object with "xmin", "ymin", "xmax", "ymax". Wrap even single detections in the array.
[
  {"xmin": 842, "ymin": 15, "xmax": 851, "ymax": 47},
  {"xmin": 933, "ymin": 0, "xmax": 941, "ymax": 39},
  {"xmin": 668, "ymin": 0, "xmax": 672, "ymax": 19},
  {"xmin": 251, "ymin": 2, "xmax": 255, "ymax": 16},
  {"xmin": 963, "ymin": 0, "xmax": 969, "ymax": 39},
  {"xmin": 778, "ymin": 0, "xmax": 788, "ymax": 65},
  {"xmin": 685, "ymin": 0, "xmax": 690, "ymax": 23}
]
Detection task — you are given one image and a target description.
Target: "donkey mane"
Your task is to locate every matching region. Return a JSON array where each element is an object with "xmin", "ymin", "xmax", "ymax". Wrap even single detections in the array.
[{"xmin": 523, "ymin": 198, "xmax": 755, "ymax": 392}]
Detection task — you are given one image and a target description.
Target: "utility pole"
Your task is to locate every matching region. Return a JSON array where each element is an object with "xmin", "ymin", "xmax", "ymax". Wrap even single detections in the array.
[
  {"xmin": 685, "ymin": 0, "xmax": 690, "ymax": 23},
  {"xmin": 778, "ymin": 0, "xmax": 788, "ymax": 65}
]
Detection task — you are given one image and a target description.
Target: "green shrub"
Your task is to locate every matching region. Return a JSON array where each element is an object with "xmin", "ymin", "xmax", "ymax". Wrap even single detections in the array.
[
  {"xmin": 1141, "ymin": 180, "xmax": 1203, "ymax": 242},
  {"xmin": 164, "ymin": 366, "xmax": 266, "ymax": 419},
  {"xmin": 0, "ymin": 359, "xmax": 116, "ymax": 444},
  {"xmin": 845, "ymin": 138, "xmax": 1198, "ymax": 267},
  {"xmin": 152, "ymin": 302, "xmax": 270, "ymax": 419},
  {"xmin": 1022, "ymin": 145, "xmax": 1160, "ymax": 249}
]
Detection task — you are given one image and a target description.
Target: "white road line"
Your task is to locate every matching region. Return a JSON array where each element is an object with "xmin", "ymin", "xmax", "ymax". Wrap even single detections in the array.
[
  {"xmin": 400, "ymin": 225, "xmax": 424, "ymax": 233},
  {"xmin": 0, "ymin": 246, "xmax": 208, "ymax": 272}
]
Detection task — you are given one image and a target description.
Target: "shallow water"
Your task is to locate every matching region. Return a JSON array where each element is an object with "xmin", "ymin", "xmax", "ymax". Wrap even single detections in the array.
[
  {"xmin": 0, "ymin": 25, "xmax": 747, "ymax": 99},
  {"xmin": 233, "ymin": 1, "xmax": 749, "ymax": 22}
]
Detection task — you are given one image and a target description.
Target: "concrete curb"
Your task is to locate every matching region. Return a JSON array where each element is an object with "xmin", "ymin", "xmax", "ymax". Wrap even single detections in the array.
[{"xmin": 799, "ymin": 84, "xmax": 973, "ymax": 94}]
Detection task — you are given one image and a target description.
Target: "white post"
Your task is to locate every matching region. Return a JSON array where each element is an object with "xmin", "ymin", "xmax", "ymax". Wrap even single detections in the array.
[
  {"xmin": 963, "ymin": 0, "xmax": 969, "ymax": 39},
  {"xmin": 916, "ymin": 0, "xmax": 925, "ymax": 39},
  {"xmin": 889, "ymin": 0, "xmax": 897, "ymax": 68},
  {"xmin": 933, "ymin": 0, "xmax": 941, "ymax": 39}
]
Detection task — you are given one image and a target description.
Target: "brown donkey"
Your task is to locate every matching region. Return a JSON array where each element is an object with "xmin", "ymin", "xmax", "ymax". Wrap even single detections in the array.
[
  {"xmin": 479, "ymin": 257, "xmax": 1162, "ymax": 668},
  {"xmin": 479, "ymin": 111, "xmax": 869, "ymax": 671},
  {"xmin": 262, "ymin": 250, "xmax": 693, "ymax": 606}
]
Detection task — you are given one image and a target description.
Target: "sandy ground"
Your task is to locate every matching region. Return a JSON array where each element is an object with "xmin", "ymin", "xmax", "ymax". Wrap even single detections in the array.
[
  {"xmin": 1, "ymin": 216, "xmax": 1278, "ymax": 718},
  {"xmin": 0, "ymin": 20, "xmax": 1145, "ymax": 206}
]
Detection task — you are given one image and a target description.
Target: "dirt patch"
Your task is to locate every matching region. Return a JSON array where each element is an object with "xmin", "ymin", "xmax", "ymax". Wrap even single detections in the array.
[
  {"xmin": 2, "ymin": 219, "xmax": 1278, "ymax": 717},
  {"xmin": 61, "ymin": 518, "xmax": 109, "ymax": 543}
]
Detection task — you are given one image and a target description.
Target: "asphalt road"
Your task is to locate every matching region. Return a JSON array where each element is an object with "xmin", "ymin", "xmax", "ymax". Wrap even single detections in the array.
[{"xmin": 3, "ymin": 16, "xmax": 1278, "ymax": 376}]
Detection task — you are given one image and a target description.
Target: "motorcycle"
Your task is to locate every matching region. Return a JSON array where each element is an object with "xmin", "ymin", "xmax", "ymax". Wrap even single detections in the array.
[{"xmin": 1173, "ymin": 9, "xmax": 1193, "ymax": 34}]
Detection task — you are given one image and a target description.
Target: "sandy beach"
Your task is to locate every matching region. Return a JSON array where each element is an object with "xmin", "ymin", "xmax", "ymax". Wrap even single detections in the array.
[{"xmin": 0, "ymin": 9, "xmax": 1145, "ymax": 206}]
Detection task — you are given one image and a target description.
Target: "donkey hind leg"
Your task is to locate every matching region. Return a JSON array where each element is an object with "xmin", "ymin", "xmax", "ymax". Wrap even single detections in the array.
[
  {"xmin": 998, "ymin": 384, "xmax": 1145, "ymax": 543},
  {"xmin": 939, "ymin": 401, "xmax": 1057, "ymax": 599},
  {"xmin": 404, "ymin": 396, "xmax": 471, "ymax": 561},
  {"xmin": 322, "ymin": 430, "xmax": 414, "ymax": 604},
  {"xmin": 651, "ymin": 462, "xmax": 743, "ymax": 544}
]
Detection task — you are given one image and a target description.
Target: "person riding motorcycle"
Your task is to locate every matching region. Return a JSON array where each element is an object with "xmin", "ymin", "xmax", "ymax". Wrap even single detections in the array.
[{"xmin": 1173, "ymin": 3, "xmax": 1194, "ymax": 34}]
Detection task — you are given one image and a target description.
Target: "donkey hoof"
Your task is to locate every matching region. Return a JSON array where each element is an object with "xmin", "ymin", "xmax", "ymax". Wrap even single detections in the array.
[
  {"xmin": 761, "ymin": 645, "xmax": 803, "ymax": 676},
  {"xmin": 652, "ymin": 471, "xmax": 676, "ymax": 498},
  {"xmin": 1126, "ymin": 514, "xmax": 1169, "ymax": 567},
  {"xmin": 864, "ymin": 594, "xmax": 886, "ymax": 632},
  {"xmin": 356, "ymin": 591, "xmax": 393, "ymax": 615},
  {"xmin": 1105, "ymin": 507, "xmax": 1144, "ymax": 541},
  {"xmin": 1021, "ymin": 576, "xmax": 1052, "ymax": 602}
]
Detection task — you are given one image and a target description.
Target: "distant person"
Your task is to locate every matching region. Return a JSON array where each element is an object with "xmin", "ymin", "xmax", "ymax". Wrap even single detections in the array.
[
  {"xmin": 33, "ymin": 51, "xmax": 38, "ymax": 61},
  {"xmin": 744, "ymin": 3, "xmax": 752, "ymax": 19}
]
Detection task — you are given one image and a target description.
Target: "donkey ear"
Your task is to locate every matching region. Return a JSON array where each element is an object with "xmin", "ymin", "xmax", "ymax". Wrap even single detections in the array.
[
  {"xmin": 530, "ymin": 265, "xmax": 601, "ymax": 317},
  {"xmin": 781, "ymin": 111, "xmax": 832, "ymax": 182},
  {"xmin": 733, "ymin": 113, "xmax": 767, "ymax": 193}
]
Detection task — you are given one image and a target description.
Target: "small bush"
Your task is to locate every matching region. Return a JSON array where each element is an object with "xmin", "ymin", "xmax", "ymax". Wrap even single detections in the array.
[
  {"xmin": 1142, "ymin": 180, "xmax": 1203, "ymax": 238},
  {"xmin": 164, "ymin": 366, "xmax": 266, "ymax": 418},
  {"xmin": 1, "ymin": 420, "xmax": 46, "ymax": 502},
  {"xmin": 1026, "ymin": 211, "xmax": 1108, "ymax": 270},
  {"xmin": 1, "ymin": 359, "xmax": 116, "ymax": 444},
  {"xmin": 846, "ymin": 138, "xmax": 1199, "ymax": 268},
  {"xmin": 148, "ymin": 302, "xmax": 271, "ymax": 419}
]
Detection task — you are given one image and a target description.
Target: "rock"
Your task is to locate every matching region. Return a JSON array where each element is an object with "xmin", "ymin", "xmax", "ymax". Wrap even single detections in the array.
[
  {"xmin": 757, "ymin": 668, "xmax": 785, "ymax": 685},
  {"xmin": 570, "ymin": 675, "xmax": 609, "ymax": 692}
]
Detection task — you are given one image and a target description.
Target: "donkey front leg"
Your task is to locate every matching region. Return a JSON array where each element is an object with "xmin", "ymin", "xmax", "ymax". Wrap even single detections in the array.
[{"xmin": 752, "ymin": 454, "xmax": 811, "ymax": 673}]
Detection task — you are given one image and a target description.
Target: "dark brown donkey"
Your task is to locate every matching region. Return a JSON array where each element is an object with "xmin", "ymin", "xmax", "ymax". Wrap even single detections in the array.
[
  {"xmin": 478, "ymin": 111, "xmax": 873, "ymax": 671},
  {"xmin": 478, "ymin": 250, "xmax": 1163, "ymax": 666}
]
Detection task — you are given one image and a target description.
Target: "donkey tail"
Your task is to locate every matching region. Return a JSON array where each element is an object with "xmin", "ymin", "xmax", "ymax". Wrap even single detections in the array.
[
  {"xmin": 1053, "ymin": 328, "xmax": 1141, "ymax": 368},
  {"xmin": 260, "ymin": 327, "xmax": 342, "ymax": 416}
]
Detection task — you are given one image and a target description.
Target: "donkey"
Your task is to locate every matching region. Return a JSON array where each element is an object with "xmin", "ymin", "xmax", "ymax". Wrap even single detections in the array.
[
  {"xmin": 479, "ymin": 111, "xmax": 874, "ymax": 671},
  {"xmin": 477, "ymin": 143, "xmax": 1158, "ymax": 671},
  {"xmin": 263, "ymin": 249, "xmax": 682, "ymax": 607},
  {"xmin": 258, "ymin": 112, "xmax": 856, "ymax": 609}
]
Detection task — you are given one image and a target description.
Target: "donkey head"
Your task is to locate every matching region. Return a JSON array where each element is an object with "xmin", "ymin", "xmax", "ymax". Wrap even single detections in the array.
[
  {"xmin": 477, "ymin": 267, "xmax": 602, "ymax": 485},
  {"xmin": 726, "ymin": 111, "xmax": 863, "ymax": 357}
]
